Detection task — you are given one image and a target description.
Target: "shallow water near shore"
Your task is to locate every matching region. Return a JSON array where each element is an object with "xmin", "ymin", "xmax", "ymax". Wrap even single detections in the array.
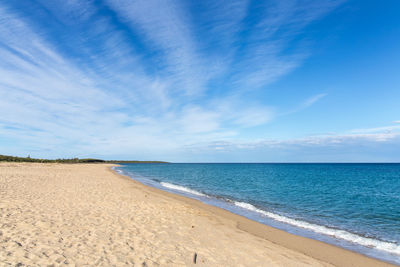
[{"xmin": 115, "ymin": 163, "xmax": 400, "ymax": 264}]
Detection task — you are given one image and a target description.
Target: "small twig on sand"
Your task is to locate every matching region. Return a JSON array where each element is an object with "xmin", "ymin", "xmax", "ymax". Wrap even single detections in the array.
[{"xmin": 193, "ymin": 252, "xmax": 197, "ymax": 264}]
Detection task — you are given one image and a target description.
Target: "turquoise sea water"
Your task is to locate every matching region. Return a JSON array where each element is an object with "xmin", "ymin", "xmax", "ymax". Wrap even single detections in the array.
[{"xmin": 115, "ymin": 163, "xmax": 400, "ymax": 264}]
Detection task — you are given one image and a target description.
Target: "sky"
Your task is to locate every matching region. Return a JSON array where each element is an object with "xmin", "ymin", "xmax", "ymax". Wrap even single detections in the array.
[{"xmin": 0, "ymin": 0, "xmax": 399, "ymax": 162}]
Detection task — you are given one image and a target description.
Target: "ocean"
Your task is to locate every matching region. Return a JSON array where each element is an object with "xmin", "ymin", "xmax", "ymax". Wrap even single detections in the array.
[{"xmin": 114, "ymin": 163, "xmax": 400, "ymax": 264}]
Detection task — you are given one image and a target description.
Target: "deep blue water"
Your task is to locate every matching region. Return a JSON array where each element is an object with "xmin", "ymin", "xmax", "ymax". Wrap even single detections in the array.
[{"xmin": 115, "ymin": 163, "xmax": 400, "ymax": 264}]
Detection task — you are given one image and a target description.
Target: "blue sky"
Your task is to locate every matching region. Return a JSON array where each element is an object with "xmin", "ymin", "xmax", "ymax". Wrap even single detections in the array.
[{"xmin": 0, "ymin": 0, "xmax": 399, "ymax": 162}]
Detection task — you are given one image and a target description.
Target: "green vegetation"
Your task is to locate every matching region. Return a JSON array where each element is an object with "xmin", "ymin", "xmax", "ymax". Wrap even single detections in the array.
[
  {"xmin": 0, "ymin": 154, "xmax": 168, "ymax": 164},
  {"xmin": 106, "ymin": 160, "xmax": 168, "ymax": 164},
  {"xmin": 0, "ymin": 154, "xmax": 105, "ymax": 163}
]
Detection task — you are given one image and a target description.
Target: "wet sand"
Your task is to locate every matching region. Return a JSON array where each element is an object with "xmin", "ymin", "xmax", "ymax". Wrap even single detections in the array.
[{"xmin": 0, "ymin": 163, "xmax": 395, "ymax": 266}]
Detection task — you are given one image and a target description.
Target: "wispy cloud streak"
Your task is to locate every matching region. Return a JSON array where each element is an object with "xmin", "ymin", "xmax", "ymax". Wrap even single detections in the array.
[{"xmin": 0, "ymin": 0, "xmax": 350, "ymax": 159}]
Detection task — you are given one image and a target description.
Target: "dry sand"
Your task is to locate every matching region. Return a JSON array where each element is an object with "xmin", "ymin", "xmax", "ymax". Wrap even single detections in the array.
[{"xmin": 0, "ymin": 163, "xmax": 395, "ymax": 266}]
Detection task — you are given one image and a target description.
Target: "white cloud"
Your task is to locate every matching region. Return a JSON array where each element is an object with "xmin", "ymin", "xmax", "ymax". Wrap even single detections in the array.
[
  {"xmin": 179, "ymin": 106, "xmax": 220, "ymax": 134},
  {"xmin": 233, "ymin": 106, "xmax": 275, "ymax": 127},
  {"xmin": 105, "ymin": 0, "xmax": 207, "ymax": 95},
  {"xmin": 0, "ymin": 1, "xmax": 349, "ymax": 160},
  {"xmin": 281, "ymin": 93, "xmax": 327, "ymax": 116},
  {"xmin": 351, "ymin": 125, "xmax": 400, "ymax": 134},
  {"xmin": 301, "ymin": 93, "xmax": 327, "ymax": 108},
  {"xmin": 186, "ymin": 126, "xmax": 400, "ymax": 153}
]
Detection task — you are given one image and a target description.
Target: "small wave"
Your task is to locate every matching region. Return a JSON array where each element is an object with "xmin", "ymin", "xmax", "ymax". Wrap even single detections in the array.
[
  {"xmin": 112, "ymin": 167, "xmax": 123, "ymax": 174},
  {"xmin": 234, "ymin": 201, "xmax": 400, "ymax": 256},
  {"xmin": 160, "ymin": 182, "xmax": 206, "ymax": 197}
]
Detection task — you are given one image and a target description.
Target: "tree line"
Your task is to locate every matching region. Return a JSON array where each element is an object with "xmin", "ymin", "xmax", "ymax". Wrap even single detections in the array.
[{"xmin": 0, "ymin": 154, "xmax": 168, "ymax": 164}]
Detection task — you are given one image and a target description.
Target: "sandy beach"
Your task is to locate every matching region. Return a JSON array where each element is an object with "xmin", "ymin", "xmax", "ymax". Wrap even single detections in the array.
[{"xmin": 0, "ymin": 163, "xmax": 395, "ymax": 266}]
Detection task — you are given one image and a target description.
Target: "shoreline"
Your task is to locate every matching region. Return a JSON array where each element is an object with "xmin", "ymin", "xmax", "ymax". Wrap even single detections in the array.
[
  {"xmin": 0, "ymin": 162, "xmax": 396, "ymax": 266},
  {"xmin": 110, "ymin": 166, "xmax": 397, "ymax": 266}
]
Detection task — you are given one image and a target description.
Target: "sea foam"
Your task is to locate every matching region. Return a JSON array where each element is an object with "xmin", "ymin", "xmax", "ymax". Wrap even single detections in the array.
[
  {"xmin": 160, "ymin": 182, "xmax": 206, "ymax": 197},
  {"xmin": 234, "ymin": 201, "xmax": 400, "ymax": 256}
]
